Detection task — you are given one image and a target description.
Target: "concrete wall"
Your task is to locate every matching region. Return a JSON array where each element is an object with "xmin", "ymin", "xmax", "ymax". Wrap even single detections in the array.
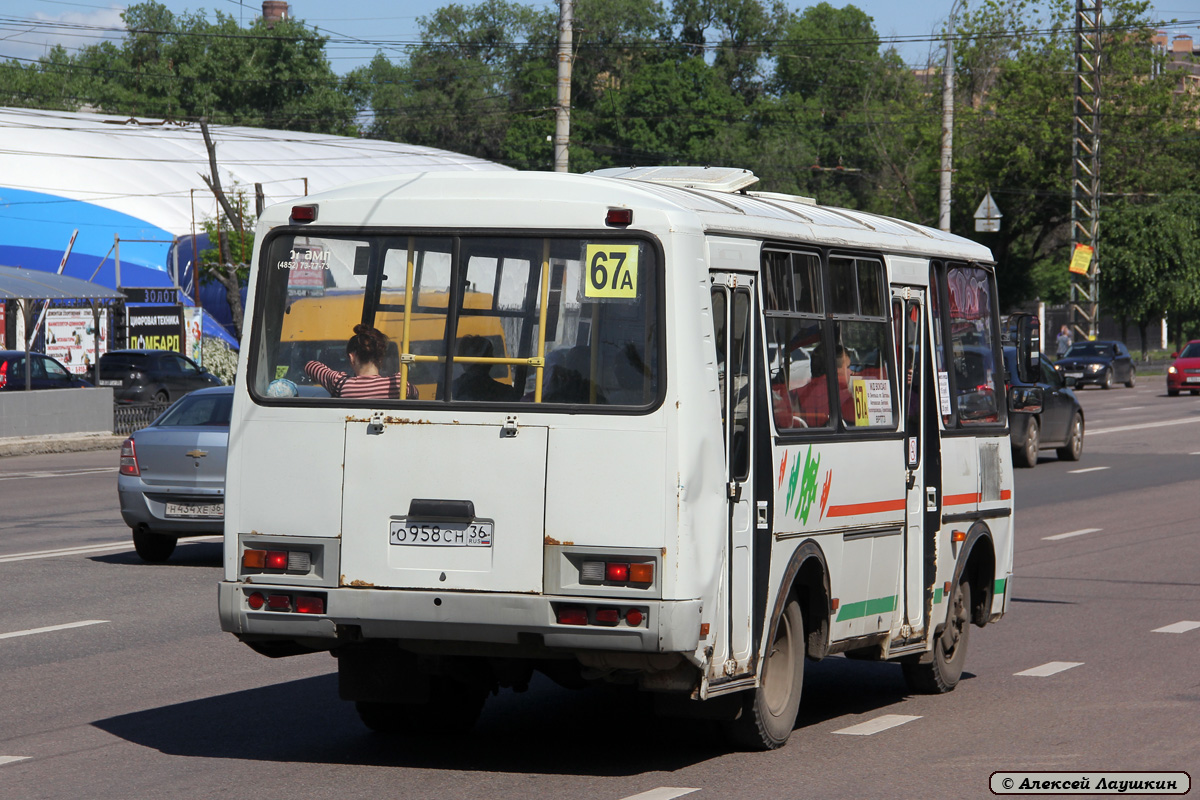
[{"xmin": 0, "ymin": 387, "xmax": 114, "ymax": 438}]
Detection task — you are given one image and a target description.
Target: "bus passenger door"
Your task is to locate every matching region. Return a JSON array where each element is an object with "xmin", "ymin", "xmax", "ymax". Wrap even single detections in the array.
[
  {"xmin": 893, "ymin": 289, "xmax": 928, "ymax": 638},
  {"xmin": 711, "ymin": 277, "xmax": 756, "ymax": 674}
]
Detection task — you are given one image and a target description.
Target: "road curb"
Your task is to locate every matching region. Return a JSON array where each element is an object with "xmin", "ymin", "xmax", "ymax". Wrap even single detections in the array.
[{"xmin": 0, "ymin": 433, "xmax": 125, "ymax": 458}]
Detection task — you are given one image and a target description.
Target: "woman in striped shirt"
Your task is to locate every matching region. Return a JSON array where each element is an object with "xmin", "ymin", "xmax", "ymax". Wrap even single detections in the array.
[{"xmin": 304, "ymin": 324, "xmax": 418, "ymax": 400}]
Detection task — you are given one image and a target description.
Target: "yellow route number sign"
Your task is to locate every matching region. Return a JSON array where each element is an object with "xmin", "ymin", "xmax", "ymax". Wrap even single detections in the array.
[{"xmin": 584, "ymin": 244, "xmax": 639, "ymax": 299}]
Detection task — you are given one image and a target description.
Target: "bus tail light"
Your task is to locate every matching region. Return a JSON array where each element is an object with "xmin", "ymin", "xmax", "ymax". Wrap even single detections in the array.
[
  {"xmin": 625, "ymin": 609, "xmax": 644, "ymax": 626},
  {"xmin": 605, "ymin": 562, "xmax": 630, "ymax": 582},
  {"xmin": 247, "ymin": 592, "xmax": 265, "ymax": 610},
  {"xmin": 557, "ymin": 606, "xmax": 588, "ymax": 626},
  {"xmin": 119, "ymin": 438, "xmax": 140, "ymax": 476},
  {"xmin": 629, "ymin": 563, "xmax": 653, "ymax": 584},
  {"xmin": 595, "ymin": 607, "xmax": 620, "ymax": 625},
  {"xmin": 291, "ymin": 204, "xmax": 318, "ymax": 222},
  {"xmin": 295, "ymin": 596, "xmax": 324, "ymax": 614},
  {"xmin": 266, "ymin": 594, "xmax": 292, "ymax": 611},
  {"xmin": 265, "ymin": 551, "xmax": 288, "ymax": 570},
  {"xmin": 606, "ymin": 207, "xmax": 633, "ymax": 226},
  {"xmin": 242, "ymin": 549, "xmax": 267, "ymax": 569}
]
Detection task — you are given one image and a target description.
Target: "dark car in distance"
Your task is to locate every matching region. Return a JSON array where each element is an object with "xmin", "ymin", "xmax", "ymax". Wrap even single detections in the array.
[
  {"xmin": 98, "ymin": 349, "xmax": 222, "ymax": 403},
  {"xmin": 1055, "ymin": 339, "xmax": 1135, "ymax": 389},
  {"xmin": 0, "ymin": 350, "xmax": 93, "ymax": 391},
  {"xmin": 1166, "ymin": 340, "xmax": 1200, "ymax": 396},
  {"xmin": 1004, "ymin": 348, "xmax": 1084, "ymax": 468}
]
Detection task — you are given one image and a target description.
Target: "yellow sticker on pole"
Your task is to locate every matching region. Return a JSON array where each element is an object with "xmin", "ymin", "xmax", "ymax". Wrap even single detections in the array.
[
  {"xmin": 584, "ymin": 244, "xmax": 639, "ymax": 299},
  {"xmin": 1068, "ymin": 243, "xmax": 1094, "ymax": 275}
]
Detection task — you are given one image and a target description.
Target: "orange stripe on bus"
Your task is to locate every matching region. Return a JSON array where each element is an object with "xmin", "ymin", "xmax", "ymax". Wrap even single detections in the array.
[
  {"xmin": 943, "ymin": 493, "xmax": 980, "ymax": 506},
  {"xmin": 826, "ymin": 499, "xmax": 907, "ymax": 517},
  {"xmin": 1000, "ymin": 489, "xmax": 1012, "ymax": 500}
]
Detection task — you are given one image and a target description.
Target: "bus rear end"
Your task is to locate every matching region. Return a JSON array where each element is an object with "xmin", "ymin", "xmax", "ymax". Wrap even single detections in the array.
[{"xmin": 218, "ymin": 190, "xmax": 707, "ymax": 733}]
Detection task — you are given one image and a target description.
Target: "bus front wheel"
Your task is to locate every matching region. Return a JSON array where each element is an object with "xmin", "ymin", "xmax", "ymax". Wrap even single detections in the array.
[
  {"xmin": 722, "ymin": 597, "xmax": 804, "ymax": 750},
  {"xmin": 903, "ymin": 579, "xmax": 971, "ymax": 694}
]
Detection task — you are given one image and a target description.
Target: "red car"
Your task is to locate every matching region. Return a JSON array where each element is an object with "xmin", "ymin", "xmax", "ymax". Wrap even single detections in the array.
[{"xmin": 1166, "ymin": 340, "xmax": 1200, "ymax": 396}]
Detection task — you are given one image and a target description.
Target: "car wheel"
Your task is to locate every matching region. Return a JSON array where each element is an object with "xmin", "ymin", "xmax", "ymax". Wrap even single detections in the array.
[
  {"xmin": 722, "ymin": 597, "xmax": 804, "ymax": 751},
  {"xmin": 1014, "ymin": 417, "xmax": 1039, "ymax": 468},
  {"xmin": 1056, "ymin": 412, "xmax": 1084, "ymax": 461},
  {"xmin": 903, "ymin": 579, "xmax": 971, "ymax": 694},
  {"xmin": 1168, "ymin": 388, "xmax": 1180, "ymax": 397},
  {"xmin": 1125, "ymin": 368, "xmax": 1136, "ymax": 388},
  {"xmin": 1100, "ymin": 369, "xmax": 1112, "ymax": 390},
  {"xmin": 154, "ymin": 389, "xmax": 169, "ymax": 403},
  {"xmin": 132, "ymin": 528, "xmax": 176, "ymax": 562},
  {"xmin": 1192, "ymin": 390, "xmax": 1199, "ymax": 396}
]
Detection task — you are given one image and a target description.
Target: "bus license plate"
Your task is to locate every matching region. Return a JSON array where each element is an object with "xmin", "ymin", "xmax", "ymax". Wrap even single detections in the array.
[
  {"xmin": 165, "ymin": 501, "xmax": 223, "ymax": 518},
  {"xmin": 390, "ymin": 519, "xmax": 492, "ymax": 547}
]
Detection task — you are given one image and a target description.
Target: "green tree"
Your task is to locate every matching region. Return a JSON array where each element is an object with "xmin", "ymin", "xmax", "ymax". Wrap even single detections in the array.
[
  {"xmin": 198, "ymin": 189, "xmax": 255, "ymax": 339},
  {"xmin": 0, "ymin": 2, "xmax": 356, "ymax": 133}
]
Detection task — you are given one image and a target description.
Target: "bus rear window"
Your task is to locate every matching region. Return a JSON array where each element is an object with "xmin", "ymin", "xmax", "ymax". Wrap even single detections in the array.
[{"xmin": 250, "ymin": 233, "xmax": 660, "ymax": 408}]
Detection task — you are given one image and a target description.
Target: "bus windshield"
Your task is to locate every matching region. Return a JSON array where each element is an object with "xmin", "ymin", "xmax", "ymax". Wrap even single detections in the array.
[{"xmin": 249, "ymin": 232, "xmax": 660, "ymax": 408}]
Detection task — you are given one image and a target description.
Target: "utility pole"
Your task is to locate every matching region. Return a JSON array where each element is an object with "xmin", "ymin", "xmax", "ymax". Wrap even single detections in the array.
[
  {"xmin": 554, "ymin": 0, "xmax": 573, "ymax": 173},
  {"xmin": 1071, "ymin": 0, "xmax": 1102, "ymax": 339},
  {"xmin": 938, "ymin": 1, "xmax": 961, "ymax": 232}
]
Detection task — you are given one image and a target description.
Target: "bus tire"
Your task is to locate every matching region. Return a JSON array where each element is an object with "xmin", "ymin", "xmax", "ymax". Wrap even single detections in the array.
[
  {"xmin": 355, "ymin": 677, "xmax": 487, "ymax": 736},
  {"xmin": 722, "ymin": 597, "xmax": 804, "ymax": 751},
  {"xmin": 903, "ymin": 579, "xmax": 971, "ymax": 694}
]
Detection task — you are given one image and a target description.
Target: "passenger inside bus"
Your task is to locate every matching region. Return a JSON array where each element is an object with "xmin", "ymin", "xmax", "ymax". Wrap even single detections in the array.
[
  {"xmin": 304, "ymin": 324, "xmax": 418, "ymax": 400},
  {"xmin": 777, "ymin": 344, "xmax": 856, "ymax": 428},
  {"xmin": 452, "ymin": 335, "xmax": 520, "ymax": 402},
  {"xmin": 540, "ymin": 345, "xmax": 607, "ymax": 404}
]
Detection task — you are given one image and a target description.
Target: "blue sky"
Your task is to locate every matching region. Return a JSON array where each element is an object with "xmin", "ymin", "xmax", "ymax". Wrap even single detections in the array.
[{"xmin": 2, "ymin": 0, "xmax": 1198, "ymax": 73}]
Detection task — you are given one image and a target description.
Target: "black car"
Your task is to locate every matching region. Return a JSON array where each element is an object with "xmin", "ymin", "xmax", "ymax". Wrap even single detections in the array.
[
  {"xmin": 1055, "ymin": 339, "xmax": 1135, "ymax": 389},
  {"xmin": 1003, "ymin": 348, "xmax": 1084, "ymax": 468},
  {"xmin": 0, "ymin": 350, "xmax": 93, "ymax": 391},
  {"xmin": 98, "ymin": 349, "xmax": 223, "ymax": 403}
]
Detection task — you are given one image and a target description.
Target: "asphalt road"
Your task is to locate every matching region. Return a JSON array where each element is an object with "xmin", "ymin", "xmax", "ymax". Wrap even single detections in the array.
[{"xmin": 1, "ymin": 381, "xmax": 1197, "ymax": 799}]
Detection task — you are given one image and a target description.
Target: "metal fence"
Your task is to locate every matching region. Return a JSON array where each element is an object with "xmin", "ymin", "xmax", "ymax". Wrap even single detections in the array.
[{"xmin": 113, "ymin": 401, "xmax": 170, "ymax": 436}]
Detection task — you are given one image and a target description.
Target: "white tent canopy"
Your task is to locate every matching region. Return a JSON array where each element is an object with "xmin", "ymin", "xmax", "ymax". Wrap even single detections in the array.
[{"xmin": 0, "ymin": 106, "xmax": 510, "ymax": 235}]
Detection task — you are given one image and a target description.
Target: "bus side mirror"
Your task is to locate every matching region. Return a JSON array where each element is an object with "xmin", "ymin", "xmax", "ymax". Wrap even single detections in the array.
[{"xmin": 1012, "ymin": 313, "xmax": 1040, "ymax": 385}]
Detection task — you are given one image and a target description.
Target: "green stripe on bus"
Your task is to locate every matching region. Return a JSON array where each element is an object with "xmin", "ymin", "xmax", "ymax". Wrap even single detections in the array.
[
  {"xmin": 994, "ymin": 578, "xmax": 1007, "ymax": 596},
  {"xmin": 933, "ymin": 587, "xmax": 944, "ymax": 604},
  {"xmin": 836, "ymin": 595, "xmax": 898, "ymax": 622}
]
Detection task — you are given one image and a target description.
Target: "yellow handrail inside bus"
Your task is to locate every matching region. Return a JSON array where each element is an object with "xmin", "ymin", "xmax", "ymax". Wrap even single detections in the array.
[
  {"xmin": 534, "ymin": 238, "xmax": 550, "ymax": 403},
  {"xmin": 400, "ymin": 236, "xmax": 415, "ymax": 390}
]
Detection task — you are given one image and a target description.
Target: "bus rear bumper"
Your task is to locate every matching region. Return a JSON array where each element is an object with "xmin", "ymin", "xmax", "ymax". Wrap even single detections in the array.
[{"xmin": 218, "ymin": 581, "xmax": 703, "ymax": 654}]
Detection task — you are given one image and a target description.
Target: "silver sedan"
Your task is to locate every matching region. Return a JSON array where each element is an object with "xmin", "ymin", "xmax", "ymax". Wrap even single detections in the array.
[{"xmin": 117, "ymin": 385, "xmax": 232, "ymax": 562}]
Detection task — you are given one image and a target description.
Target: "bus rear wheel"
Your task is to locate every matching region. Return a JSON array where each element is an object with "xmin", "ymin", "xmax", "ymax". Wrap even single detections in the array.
[
  {"xmin": 722, "ymin": 597, "xmax": 804, "ymax": 750},
  {"xmin": 903, "ymin": 579, "xmax": 971, "ymax": 694},
  {"xmin": 355, "ymin": 677, "xmax": 487, "ymax": 736}
]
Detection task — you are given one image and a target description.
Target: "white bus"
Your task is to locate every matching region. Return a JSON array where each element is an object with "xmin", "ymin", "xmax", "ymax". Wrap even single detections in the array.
[{"xmin": 219, "ymin": 166, "xmax": 1041, "ymax": 750}]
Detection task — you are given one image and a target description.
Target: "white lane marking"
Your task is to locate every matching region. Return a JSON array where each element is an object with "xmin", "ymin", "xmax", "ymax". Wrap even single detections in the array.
[
  {"xmin": 1089, "ymin": 416, "xmax": 1200, "ymax": 435},
  {"xmin": 1068, "ymin": 466, "xmax": 1109, "ymax": 474},
  {"xmin": 1015, "ymin": 661, "xmax": 1083, "ymax": 677},
  {"xmin": 833, "ymin": 714, "xmax": 922, "ymax": 736},
  {"xmin": 0, "ymin": 535, "xmax": 222, "ymax": 564},
  {"xmin": 1043, "ymin": 527, "xmax": 1101, "ymax": 541},
  {"xmin": 1117, "ymin": 406, "xmax": 1144, "ymax": 411},
  {"xmin": 618, "ymin": 789, "xmax": 700, "ymax": 800},
  {"xmin": 0, "ymin": 467, "xmax": 115, "ymax": 481},
  {"xmin": 0, "ymin": 620, "xmax": 109, "ymax": 640},
  {"xmin": 1152, "ymin": 620, "xmax": 1200, "ymax": 634},
  {"xmin": 0, "ymin": 756, "xmax": 30, "ymax": 766}
]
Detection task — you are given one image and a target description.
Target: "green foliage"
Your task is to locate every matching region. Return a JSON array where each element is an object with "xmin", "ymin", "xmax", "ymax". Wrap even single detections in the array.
[
  {"xmin": 0, "ymin": 1, "xmax": 356, "ymax": 132},
  {"xmin": 200, "ymin": 335, "xmax": 239, "ymax": 385}
]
